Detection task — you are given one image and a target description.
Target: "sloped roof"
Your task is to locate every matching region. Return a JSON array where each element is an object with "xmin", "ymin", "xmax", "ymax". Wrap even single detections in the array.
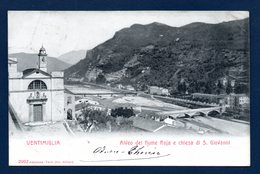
[
  {"xmin": 8, "ymin": 58, "xmax": 18, "ymax": 64},
  {"xmin": 64, "ymin": 88, "xmax": 75, "ymax": 95},
  {"xmin": 22, "ymin": 68, "xmax": 51, "ymax": 78},
  {"xmin": 132, "ymin": 117, "xmax": 165, "ymax": 132}
]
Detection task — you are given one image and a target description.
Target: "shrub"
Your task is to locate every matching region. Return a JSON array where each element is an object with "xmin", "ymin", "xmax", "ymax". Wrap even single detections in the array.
[{"xmin": 111, "ymin": 107, "xmax": 135, "ymax": 118}]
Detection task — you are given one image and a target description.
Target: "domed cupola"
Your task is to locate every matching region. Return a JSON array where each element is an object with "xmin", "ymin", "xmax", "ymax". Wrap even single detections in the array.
[{"xmin": 38, "ymin": 45, "xmax": 47, "ymax": 56}]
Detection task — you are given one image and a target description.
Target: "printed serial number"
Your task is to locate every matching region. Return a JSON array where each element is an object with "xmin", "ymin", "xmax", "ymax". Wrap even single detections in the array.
[{"xmin": 18, "ymin": 160, "xmax": 29, "ymax": 163}]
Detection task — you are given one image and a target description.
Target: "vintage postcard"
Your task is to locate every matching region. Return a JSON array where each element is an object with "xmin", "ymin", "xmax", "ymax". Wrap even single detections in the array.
[{"xmin": 8, "ymin": 11, "xmax": 250, "ymax": 166}]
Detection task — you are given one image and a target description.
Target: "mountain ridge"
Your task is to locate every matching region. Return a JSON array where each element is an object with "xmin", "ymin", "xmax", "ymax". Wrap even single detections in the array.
[
  {"xmin": 58, "ymin": 50, "xmax": 87, "ymax": 65},
  {"xmin": 9, "ymin": 52, "xmax": 71, "ymax": 73},
  {"xmin": 65, "ymin": 18, "xmax": 249, "ymax": 94}
]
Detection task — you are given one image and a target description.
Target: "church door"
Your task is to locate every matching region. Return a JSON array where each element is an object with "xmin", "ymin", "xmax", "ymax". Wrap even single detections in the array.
[{"xmin": 33, "ymin": 104, "xmax": 43, "ymax": 122}]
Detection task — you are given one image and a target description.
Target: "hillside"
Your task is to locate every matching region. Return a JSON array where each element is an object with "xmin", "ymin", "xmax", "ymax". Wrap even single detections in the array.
[
  {"xmin": 65, "ymin": 18, "xmax": 249, "ymax": 94},
  {"xmin": 9, "ymin": 53, "xmax": 71, "ymax": 73},
  {"xmin": 58, "ymin": 50, "xmax": 87, "ymax": 65}
]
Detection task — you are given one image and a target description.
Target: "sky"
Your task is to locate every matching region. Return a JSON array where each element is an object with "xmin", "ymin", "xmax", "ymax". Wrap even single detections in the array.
[{"xmin": 8, "ymin": 11, "xmax": 249, "ymax": 57}]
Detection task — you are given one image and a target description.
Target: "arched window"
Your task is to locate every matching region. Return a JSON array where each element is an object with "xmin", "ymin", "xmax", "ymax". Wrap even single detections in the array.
[{"xmin": 28, "ymin": 80, "xmax": 47, "ymax": 90}]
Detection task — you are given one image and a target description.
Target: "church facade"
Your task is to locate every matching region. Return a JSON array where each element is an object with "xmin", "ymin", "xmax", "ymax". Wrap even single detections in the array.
[{"xmin": 9, "ymin": 46, "xmax": 67, "ymax": 123}]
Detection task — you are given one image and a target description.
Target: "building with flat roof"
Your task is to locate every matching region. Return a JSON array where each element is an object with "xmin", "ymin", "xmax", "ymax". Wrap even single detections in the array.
[{"xmin": 149, "ymin": 86, "xmax": 170, "ymax": 96}]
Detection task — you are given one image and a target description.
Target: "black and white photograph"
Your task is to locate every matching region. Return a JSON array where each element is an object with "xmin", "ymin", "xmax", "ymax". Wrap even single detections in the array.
[{"xmin": 8, "ymin": 11, "xmax": 250, "ymax": 166}]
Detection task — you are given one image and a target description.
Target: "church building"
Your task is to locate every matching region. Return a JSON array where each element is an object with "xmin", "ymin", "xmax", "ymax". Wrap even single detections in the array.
[{"xmin": 8, "ymin": 46, "xmax": 68, "ymax": 123}]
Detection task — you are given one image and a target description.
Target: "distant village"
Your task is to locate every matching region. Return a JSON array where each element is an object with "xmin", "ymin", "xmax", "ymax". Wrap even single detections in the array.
[{"xmin": 67, "ymin": 75, "xmax": 249, "ymax": 119}]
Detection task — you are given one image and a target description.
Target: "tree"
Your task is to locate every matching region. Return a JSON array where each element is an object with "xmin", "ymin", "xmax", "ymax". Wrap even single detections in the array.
[
  {"xmin": 81, "ymin": 105, "xmax": 107, "ymax": 124},
  {"xmin": 234, "ymin": 83, "xmax": 249, "ymax": 94},
  {"xmin": 79, "ymin": 104, "xmax": 109, "ymax": 132},
  {"xmin": 187, "ymin": 81, "xmax": 198, "ymax": 93},
  {"xmin": 111, "ymin": 107, "xmax": 135, "ymax": 118},
  {"xmin": 226, "ymin": 82, "xmax": 233, "ymax": 94},
  {"xmin": 216, "ymin": 80, "xmax": 223, "ymax": 94},
  {"xmin": 140, "ymin": 84, "xmax": 148, "ymax": 91},
  {"xmin": 169, "ymin": 87, "xmax": 178, "ymax": 96},
  {"xmin": 182, "ymin": 82, "xmax": 187, "ymax": 94},
  {"xmin": 204, "ymin": 82, "xmax": 212, "ymax": 94},
  {"xmin": 177, "ymin": 81, "xmax": 187, "ymax": 94},
  {"xmin": 96, "ymin": 74, "xmax": 106, "ymax": 84},
  {"xmin": 177, "ymin": 81, "xmax": 182, "ymax": 93}
]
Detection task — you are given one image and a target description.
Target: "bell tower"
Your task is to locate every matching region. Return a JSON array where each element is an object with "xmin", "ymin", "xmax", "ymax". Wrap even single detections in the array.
[{"xmin": 38, "ymin": 45, "xmax": 47, "ymax": 72}]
